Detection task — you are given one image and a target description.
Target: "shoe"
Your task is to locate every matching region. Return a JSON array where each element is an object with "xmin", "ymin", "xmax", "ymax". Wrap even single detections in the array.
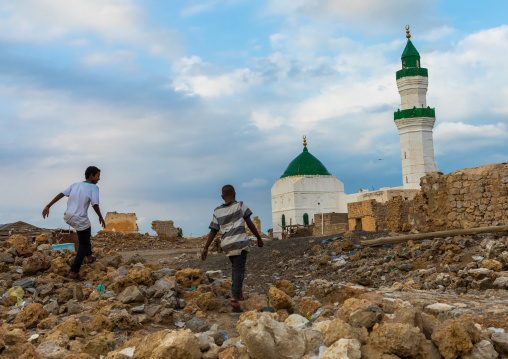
[
  {"xmin": 67, "ymin": 273, "xmax": 86, "ymax": 281},
  {"xmin": 86, "ymin": 256, "xmax": 97, "ymax": 264},
  {"xmin": 231, "ymin": 300, "xmax": 243, "ymax": 313}
]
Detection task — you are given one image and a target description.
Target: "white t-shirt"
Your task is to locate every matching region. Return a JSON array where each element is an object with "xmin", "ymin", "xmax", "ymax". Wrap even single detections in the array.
[{"xmin": 62, "ymin": 182, "xmax": 100, "ymax": 231}]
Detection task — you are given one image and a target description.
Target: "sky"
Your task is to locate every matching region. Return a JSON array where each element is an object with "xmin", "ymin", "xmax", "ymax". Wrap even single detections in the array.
[{"xmin": 1, "ymin": 0, "xmax": 507, "ymax": 236}]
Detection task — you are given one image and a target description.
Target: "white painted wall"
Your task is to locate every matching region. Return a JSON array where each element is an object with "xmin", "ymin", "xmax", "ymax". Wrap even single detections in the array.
[{"xmin": 396, "ymin": 77, "xmax": 428, "ymax": 110}]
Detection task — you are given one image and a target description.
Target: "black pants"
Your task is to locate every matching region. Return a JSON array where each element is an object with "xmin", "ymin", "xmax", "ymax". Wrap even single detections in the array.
[
  {"xmin": 70, "ymin": 227, "xmax": 92, "ymax": 273},
  {"xmin": 228, "ymin": 250, "xmax": 247, "ymax": 298}
]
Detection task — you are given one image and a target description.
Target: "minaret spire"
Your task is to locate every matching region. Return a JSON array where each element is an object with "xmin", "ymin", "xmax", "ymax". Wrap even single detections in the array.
[
  {"xmin": 303, "ymin": 135, "xmax": 307, "ymax": 147},
  {"xmin": 406, "ymin": 25, "xmax": 411, "ymax": 39}
]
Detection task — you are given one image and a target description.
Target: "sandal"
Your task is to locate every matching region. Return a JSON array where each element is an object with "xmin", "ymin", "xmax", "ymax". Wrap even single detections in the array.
[
  {"xmin": 231, "ymin": 300, "xmax": 243, "ymax": 313},
  {"xmin": 86, "ymin": 256, "xmax": 97, "ymax": 264}
]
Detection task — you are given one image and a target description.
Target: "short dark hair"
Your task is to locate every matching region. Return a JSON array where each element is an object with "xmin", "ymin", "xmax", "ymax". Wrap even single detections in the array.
[
  {"xmin": 85, "ymin": 166, "xmax": 101, "ymax": 179},
  {"xmin": 222, "ymin": 184, "xmax": 235, "ymax": 197}
]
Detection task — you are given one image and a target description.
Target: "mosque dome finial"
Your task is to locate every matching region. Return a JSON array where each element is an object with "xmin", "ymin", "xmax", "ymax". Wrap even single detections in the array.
[
  {"xmin": 406, "ymin": 25, "xmax": 411, "ymax": 39},
  {"xmin": 303, "ymin": 135, "xmax": 307, "ymax": 147}
]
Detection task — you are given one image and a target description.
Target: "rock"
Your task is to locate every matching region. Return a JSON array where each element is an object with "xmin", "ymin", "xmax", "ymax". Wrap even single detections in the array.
[
  {"xmin": 7, "ymin": 234, "xmax": 32, "ymax": 256},
  {"xmin": 54, "ymin": 317, "xmax": 87, "ymax": 339},
  {"xmin": 471, "ymin": 278, "xmax": 493, "ymax": 290},
  {"xmin": 482, "ymin": 259, "xmax": 503, "ymax": 271},
  {"xmin": 344, "ymin": 230, "xmax": 354, "ymax": 239},
  {"xmin": 337, "ymin": 298, "xmax": 372, "ymax": 322},
  {"xmin": 331, "ymin": 257, "xmax": 348, "ymax": 269},
  {"xmin": 50, "ymin": 257, "xmax": 70, "ymax": 276},
  {"xmin": 151, "ymin": 330, "xmax": 201, "ymax": 359},
  {"xmin": 196, "ymin": 292, "xmax": 217, "ymax": 311},
  {"xmin": 237, "ymin": 312, "xmax": 306, "ymax": 359},
  {"xmin": 243, "ymin": 293, "xmax": 268, "ymax": 312},
  {"xmin": 0, "ymin": 251, "xmax": 15, "ymax": 264},
  {"xmin": 424, "ymin": 303, "xmax": 455, "ymax": 317},
  {"xmin": 44, "ymin": 331, "xmax": 70, "ymax": 347},
  {"xmin": 100, "ymin": 253, "xmax": 122, "ymax": 268},
  {"xmin": 205, "ymin": 270, "xmax": 223, "ymax": 282},
  {"xmin": 14, "ymin": 303, "xmax": 49, "ymax": 328},
  {"xmin": 66, "ymin": 299, "xmax": 82, "ymax": 315},
  {"xmin": 36, "ymin": 341, "xmax": 70, "ymax": 359},
  {"xmin": 284, "ymin": 314, "xmax": 309, "ymax": 328},
  {"xmin": 271, "ymin": 250, "xmax": 280, "ymax": 257},
  {"xmin": 151, "ymin": 276, "xmax": 178, "ymax": 298},
  {"xmin": 86, "ymin": 314, "xmax": 114, "ymax": 332},
  {"xmin": 296, "ymin": 297, "xmax": 320, "ymax": 317},
  {"xmin": 117, "ymin": 286, "xmax": 145, "ymax": 304},
  {"xmin": 369, "ymin": 322, "xmax": 422, "ymax": 357},
  {"xmin": 416, "ymin": 339, "xmax": 442, "ymax": 359},
  {"xmin": 22, "ymin": 254, "xmax": 47, "ymax": 275},
  {"xmin": 175, "ymin": 268, "xmax": 205, "ymax": 288},
  {"xmin": 126, "ymin": 253, "xmax": 146, "ymax": 265},
  {"xmin": 81, "ymin": 334, "xmax": 112, "ymax": 358},
  {"xmin": 491, "ymin": 332, "xmax": 508, "ymax": 355},
  {"xmin": 73, "ymin": 285, "xmax": 84, "ymax": 301},
  {"xmin": 318, "ymin": 318, "xmax": 367, "ymax": 347},
  {"xmin": 186, "ymin": 317, "xmax": 209, "ymax": 333},
  {"xmin": 109, "ymin": 309, "xmax": 140, "ymax": 330},
  {"xmin": 348, "ymin": 305, "xmax": 383, "ymax": 329},
  {"xmin": 462, "ymin": 340, "xmax": 498, "ymax": 359},
  {"xmin": 195, "ymin": 332, "xmax": 215, "ymax": 352},
  {"xmin": 468, "ymin": 268, "xmax": 493, "ymax": 280},
  {"xmin": 431, "ymin": 321, "xmax": 473, "ymax": 359},
  {"xmin": 268, "ymin": 287, "xmax": 294, "ymax": 313},
  {"xmin": 275, "ymin": 280, "xmax": 296, "ymax": 297},
  {"xmin": 493, "ymin": 276, "xmax": 508, "ymax": 289},
  {"xmin": 322, "ymin": 338, "xmax": 361, "ymax": 359},
  {"xmin": 127, "ymin": 267, "xmax": 154, "ymax": 286},
  {"xmin": 35, "ymin": 233, "xmax": 50, "ymax": 245},
  {"xmin": 3, "ymin": 328, "xmax": 26, "ymax": 344}
]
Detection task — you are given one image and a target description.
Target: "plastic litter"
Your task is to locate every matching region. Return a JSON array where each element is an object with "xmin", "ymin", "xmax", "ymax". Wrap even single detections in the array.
[
  {"xmin": 330, "ymin": 255, "xmax": 342, "ymax": 260},
  {"xmin": 322, "ymin": 236, "xmax": 342, "ymax": 244},
  {"xmin": 390, "ymin": 268, "xmax": 397, "ymax": 273},
  {"xmin": 348, "ymin": 251, "xmax": 357, "ymax": 256},
  {"xmin": 189, "ymin": 286, "xmax": 197, "ymax": 291},
  {"xmin": 52, "ymin": 243, "xmax": 75, "ymax": 251},
  {"xmin": 97, "ymin": 285, "xmax": 106, "ymax": 294},
  {"xmin": 118, "ymin": 347, "xmax": 135, "ymax": 357},
  {"xmin": 7, "ymin": 286, "xmax": 24, "ymax": 306}
]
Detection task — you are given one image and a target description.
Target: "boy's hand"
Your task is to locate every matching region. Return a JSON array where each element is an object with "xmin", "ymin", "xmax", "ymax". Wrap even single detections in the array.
[
  {"xmin": 257, "ymin": 238, "xmax": 264, "ymax": 247},
  {"xmin": 42, "ymin": 206, "xmax": 50, "ymax": 219},
  {"xmin": 201, "ymin": 248, "xmax": 208, "ymax": 261}
]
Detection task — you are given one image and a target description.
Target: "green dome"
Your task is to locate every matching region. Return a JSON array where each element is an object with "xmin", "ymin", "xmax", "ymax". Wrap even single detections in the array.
[
  {"xmin": 280, "ymin": 146, "xmax": 332, "ymax": 178},
  {"xmin": 401, "ymin": 39, "xmax": 421, "ymax": 68}
]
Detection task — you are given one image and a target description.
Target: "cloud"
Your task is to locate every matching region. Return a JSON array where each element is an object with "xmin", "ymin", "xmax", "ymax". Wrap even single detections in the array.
[
  {"xmin": 242, "ymin": 178, "xmax": 268, "ymax": 188},
  {"xmin": 0, "ymin": 0, "xmax": 183, "ymax": 58},
  {"xmin": 81, "ymin": 50, "xmax": 135, "ymax": 67},
  {"xmin": 171, "ymin": 56, "xmax": 263, "ymax": 97},
  {"xmin": 434, "ymin": 122, "xmax": 507, "ymax": 152}
]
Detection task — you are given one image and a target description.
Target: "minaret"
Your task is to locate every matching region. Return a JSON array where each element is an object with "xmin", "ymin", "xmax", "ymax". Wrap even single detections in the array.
[{"xmin": 395, "ymin": 26, "xmax": 438, "ymax": 189}]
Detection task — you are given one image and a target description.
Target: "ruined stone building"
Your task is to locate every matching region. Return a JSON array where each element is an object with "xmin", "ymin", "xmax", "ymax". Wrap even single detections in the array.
[
  {"xmin": 271, "ymin": 28, "xmax": 440, "ymax": 238},
  {"xmin": 104, "ymin": 212, "xmax": 139, "ymax": 233},
  {"xmin": 151, "ymin": 220, "xmax": 178, "ymax": 238}
]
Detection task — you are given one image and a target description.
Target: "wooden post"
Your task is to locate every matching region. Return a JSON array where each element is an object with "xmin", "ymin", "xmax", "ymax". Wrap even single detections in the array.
[{"xmin": 361, "ymin": 225, "xmax": 508, "ymax": 247}]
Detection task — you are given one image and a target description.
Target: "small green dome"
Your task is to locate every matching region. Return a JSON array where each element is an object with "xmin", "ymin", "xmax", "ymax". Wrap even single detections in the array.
[
  {"xmin": 401, "ymin": 39, "xmax": 421, "ymax": 68},
  {"xmin": 280, "ymin": 146, "xmax": 332, "ymax": 178}
]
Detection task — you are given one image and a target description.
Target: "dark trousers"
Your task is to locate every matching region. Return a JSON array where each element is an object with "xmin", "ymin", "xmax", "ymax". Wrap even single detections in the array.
[
  {"xmin": 70, "ymin": 227, "xmax": 92, "ymax": 273},
  {"xmin": 228, "ymin": 250, "xmax": 247, "ymax": 298}
]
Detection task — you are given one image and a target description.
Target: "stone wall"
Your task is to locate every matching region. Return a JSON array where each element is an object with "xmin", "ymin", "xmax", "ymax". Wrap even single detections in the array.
[
  {"xmin": 347, "ymin": 200, "xmax": 386, "ymax": 232},
  {"xmin": 410, "ymin": 163, "xmax": 508, "ymax": 232},
  {"xmin": 104, "ymin": 212, "xmax": 138, "ymax": 233},
  {"xmin": 313, "ymin": 213, "xmax": 348, "ymax": 236},
  {"xmin": 151, "ymin": 220, "xmax": 178, "ymax": 238},
  {"xmin": 386, "ymin": 196, "xmax": 412, "ymax": 232},
  {"xmin": 245, "ymin": 216, "xmax": 262, "ymax": 236}
]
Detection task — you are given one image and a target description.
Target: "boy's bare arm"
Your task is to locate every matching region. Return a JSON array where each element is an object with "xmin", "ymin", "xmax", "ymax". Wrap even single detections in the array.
[
  {"xmin": 201, "ymin": 229, "xmax": 218, "ymax": 261},
  {"xmin": 93, "ymin": 204, "xmax": 106, "ymax": 228},
  {"xmin": 42, "ymin": 193, "xmax": 65, "ymax": 218},
  {"xmin": 245, "ymin": 216, "xmax": 264, "ymax": 247}
]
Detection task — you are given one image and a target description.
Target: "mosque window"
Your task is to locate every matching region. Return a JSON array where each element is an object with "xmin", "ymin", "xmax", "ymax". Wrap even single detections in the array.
[
  {"xmin": 404, "ymin": 152, "xmax": 406, "ymax": 159},
  {"xmin": 303, "ymin": 213, "xmax": 309, "ymax": 225},
  {"xmin": 416, "ymin": 59, "xmax": 419, "ymax": 67},
  {"xmin": 281, "ymin": 214, "xmax": 285, "ymax": 226},
  {"xmin": 406, "ymin": 176, "xmax": 408, "ymax": 183},
  {"xmin": 402, "ymin": 61, "xmax": 406, "ymax": 68}
]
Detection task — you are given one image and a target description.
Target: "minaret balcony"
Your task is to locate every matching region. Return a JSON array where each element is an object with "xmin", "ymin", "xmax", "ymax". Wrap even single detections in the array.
[
  {"xmin": 394, "ymin": 106, "xmax": 435, "ymax": 121},
  {"xmin": 396, "ymin": 67, "xmax": 428, "ymax": 80}
]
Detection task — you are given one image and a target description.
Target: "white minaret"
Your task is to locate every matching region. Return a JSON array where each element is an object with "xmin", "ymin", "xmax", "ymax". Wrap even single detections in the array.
[{"xmin": 395, "ymin": 26, "xmax": 438, "ymax": 189}]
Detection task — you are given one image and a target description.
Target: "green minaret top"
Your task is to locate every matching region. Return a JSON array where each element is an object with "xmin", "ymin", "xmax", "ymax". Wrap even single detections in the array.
[
  {"xmin": 280, "ymin": 136, "xmax": 332, "ymax": 178},
  {"xmin": 401, "ymin": 25, "xmax": 421, "ymax": 68}
]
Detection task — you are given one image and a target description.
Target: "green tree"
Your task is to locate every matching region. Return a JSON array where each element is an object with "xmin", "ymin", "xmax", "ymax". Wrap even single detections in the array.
[{"xmin": 176, "ymin": 227, "xmax": 183, "ymax": 238}]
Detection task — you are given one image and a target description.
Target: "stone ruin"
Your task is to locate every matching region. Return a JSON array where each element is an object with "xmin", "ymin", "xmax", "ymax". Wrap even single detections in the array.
[
  {"xmin": 103, "ymin": 212, "xmax": 139, "ymax": 233},
  {"xmin": 347, "ymin": 162, "xmax": 508, "ymax": 233},
  {"xmin": 151, "ymin": 220, "xmax": 178, "ymax": 239}
]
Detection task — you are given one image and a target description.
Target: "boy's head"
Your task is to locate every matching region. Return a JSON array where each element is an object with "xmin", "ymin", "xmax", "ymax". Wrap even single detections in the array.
[
  {"xmin": 85, "ymin": 166, "xmax": 101, "ymax": 184},
  {"xmin": 221, "ymin": 185, "xmax": 235, "ymax": 202}
]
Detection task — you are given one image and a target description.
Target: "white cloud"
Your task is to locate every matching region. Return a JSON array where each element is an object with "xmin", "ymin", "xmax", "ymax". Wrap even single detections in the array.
[
  {"xmin": 251, "ymin": 111, "xmax": 285, "ymax": 130},
  {"xmin": 434, "ymin": 122, "xmax": 507, "ymax": 152},
  {"xmin": 81, "ymin": 50, "xmax": 135, "ymax": 67},
  {"xmin": 0, "ymin": 0, "xmax": 182, "ymax": 58},
  {"xmin": 171, "ymin": 56, "xmax": 263, "ymax": 97},
  {"xmin": 242, "ymin": 178, "xmax": 268, "ymax": 188}
]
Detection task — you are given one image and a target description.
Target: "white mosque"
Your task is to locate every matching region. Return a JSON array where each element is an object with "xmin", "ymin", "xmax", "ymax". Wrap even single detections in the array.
[{"xmin": 271, "ymin": 27, "xmax": 439, "ymax": 239}]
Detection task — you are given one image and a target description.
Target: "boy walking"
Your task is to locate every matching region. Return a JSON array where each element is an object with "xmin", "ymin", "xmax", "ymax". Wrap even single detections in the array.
[
  {"xmin": 201, "ymin": 185, "xmax": 263, "ymax": 312},
  {"xmin": 42, "ymin": 166, "xmax": 105, "ymax": 280}
]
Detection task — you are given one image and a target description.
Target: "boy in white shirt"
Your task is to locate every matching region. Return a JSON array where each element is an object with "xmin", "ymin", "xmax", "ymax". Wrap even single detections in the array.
[{"xmin": 43, "ymin": 166, "xmax": 105, "ymax": 280}]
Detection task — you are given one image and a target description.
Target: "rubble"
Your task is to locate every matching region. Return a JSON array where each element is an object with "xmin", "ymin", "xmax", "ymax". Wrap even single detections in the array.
[{"xmin": 1, "ymin": 230, "xmax": 508, "ymax": 359}]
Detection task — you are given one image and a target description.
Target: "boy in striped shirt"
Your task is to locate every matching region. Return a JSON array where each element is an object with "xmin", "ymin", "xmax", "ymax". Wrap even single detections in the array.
[{"xmin": 201, "ymin": 185, "xmax": 263, "ymax": 312}]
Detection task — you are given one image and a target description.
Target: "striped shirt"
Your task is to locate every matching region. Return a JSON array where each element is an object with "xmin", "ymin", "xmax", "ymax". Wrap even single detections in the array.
[{"xmin": 209, "ymin": 201, "xmax": 252, "ymax": 256}]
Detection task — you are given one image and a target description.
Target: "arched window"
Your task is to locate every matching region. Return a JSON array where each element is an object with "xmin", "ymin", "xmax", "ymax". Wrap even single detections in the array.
[
  {"xmin": 303, "ymin": 213, "xmax": 309, "ymax": 225},
  {"xmin": 281, "ymin": 214, "xmax": 285, "ymax": 226}
]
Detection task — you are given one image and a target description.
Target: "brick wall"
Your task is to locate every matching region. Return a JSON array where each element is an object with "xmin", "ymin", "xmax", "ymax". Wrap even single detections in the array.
[
  {"xmin": 347, "ymin": 200, "xmax": 386, "ymax": 232},
  {"xmin": 313, "ymin": 213, "xmax": 348, "ymax": 236},
  {"xmin": 151, "ymin": 220, "xmax": 178, "ymax": 238}
]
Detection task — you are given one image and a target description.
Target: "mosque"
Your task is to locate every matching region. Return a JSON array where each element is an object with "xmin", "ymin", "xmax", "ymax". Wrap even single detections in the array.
[{"xmin": 271, "ymin": 27, "xmax": 439, "ymax": 239}]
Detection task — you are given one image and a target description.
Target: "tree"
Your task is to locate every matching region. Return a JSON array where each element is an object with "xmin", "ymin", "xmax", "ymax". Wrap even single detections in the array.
[{"xmin": 176, "ymin": 227, "xmax": 183, "ymax": 238}]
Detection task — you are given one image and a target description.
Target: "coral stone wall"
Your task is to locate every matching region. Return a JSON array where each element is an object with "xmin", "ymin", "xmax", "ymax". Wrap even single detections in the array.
[
  {"xmin": 313, "ymin": 213, "xmax": 348, "ymax": 236},
  {"xmin": 347, "ymin": 200, "xmax": 386, "ymax": 232},
  {"xmin": 151, "ymin": 220, "xmax": 178, "ymax": 238},
  {"xmin": 411, "ymin": 163, "xmax": 508, "ymax": 232},
  {"xmin": 104, "ymin": 212, "xmax": 138, "ymax": 233}
]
